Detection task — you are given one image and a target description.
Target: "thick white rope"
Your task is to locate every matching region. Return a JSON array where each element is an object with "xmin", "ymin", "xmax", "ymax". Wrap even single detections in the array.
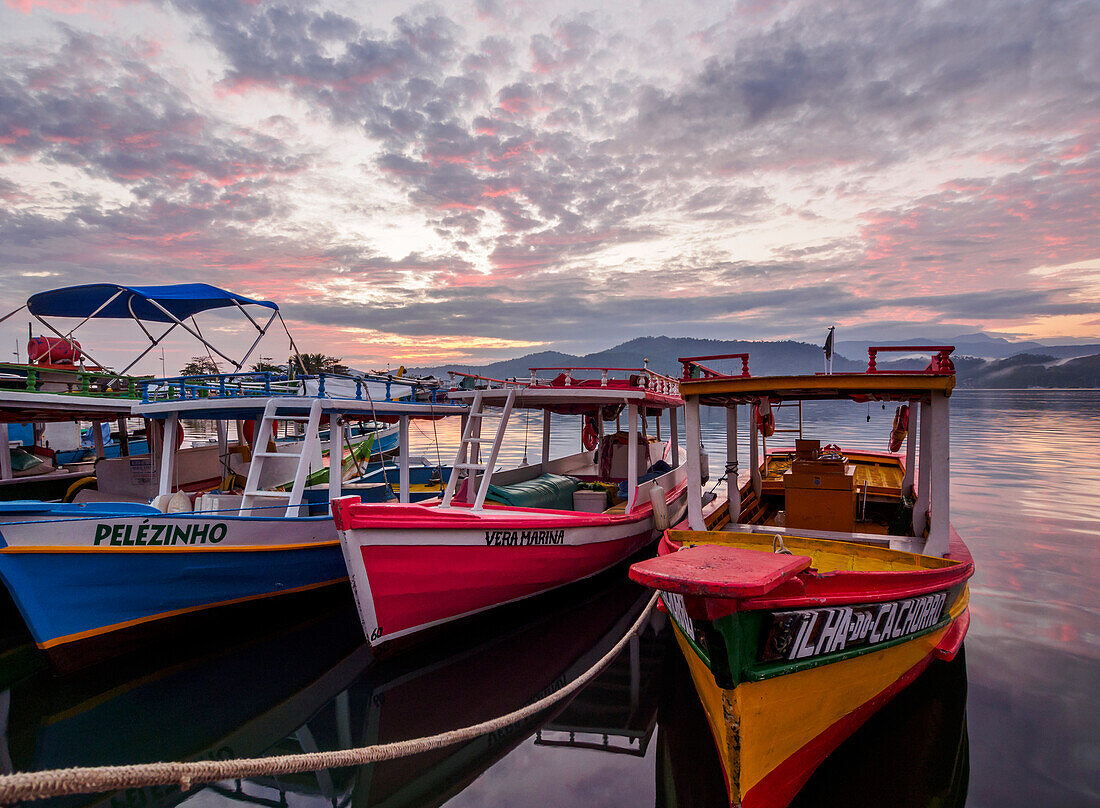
[{"xmin": 0, "ymin": 591, "xmax": 659, "ymax": 804}]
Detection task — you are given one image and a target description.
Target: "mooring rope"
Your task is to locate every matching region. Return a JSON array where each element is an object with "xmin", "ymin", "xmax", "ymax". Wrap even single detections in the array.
[{"xmin": 0, "ymin": 591, "xmax": 659, "ymax": 804}]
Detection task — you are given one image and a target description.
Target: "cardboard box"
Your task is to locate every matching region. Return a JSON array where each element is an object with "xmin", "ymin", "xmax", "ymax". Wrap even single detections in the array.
[{"xmin": 784, "ymin": 468, "xmax": 857, "ymax": 532}]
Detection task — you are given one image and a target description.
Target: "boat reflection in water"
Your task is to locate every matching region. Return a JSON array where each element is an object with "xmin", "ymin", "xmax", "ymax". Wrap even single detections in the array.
[
  {"xmin": 1, "ymin": 571, "xmax": 966, "ymax": 808},
  {"xmin": 656, "ymin": 647, "xmax": 971, "ymax": 808},
  {"xmin": 0, "ymin": 572, "xmax": 664, "ymax": 808},
  {"xmin": 1, "ymin": 589, "xmax": 369, "ymax": 808},
  {"xmin": 276, "ymin": 573, "xmax": 663, "ymax": 808}
]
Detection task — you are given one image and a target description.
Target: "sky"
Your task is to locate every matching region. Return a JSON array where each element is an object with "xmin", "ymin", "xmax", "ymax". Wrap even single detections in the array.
[{"xmin": 0, "ymin": 0, "xmax": 1097, "ymax": 374}]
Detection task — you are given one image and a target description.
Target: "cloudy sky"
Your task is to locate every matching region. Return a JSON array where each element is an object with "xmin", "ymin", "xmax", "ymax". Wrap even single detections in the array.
[{"xmin": 0, "ymin": 0, "xmax": 1097, "ymax": 373}]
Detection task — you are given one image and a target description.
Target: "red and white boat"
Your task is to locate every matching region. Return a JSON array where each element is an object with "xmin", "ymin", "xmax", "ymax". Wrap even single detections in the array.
[{"xmin": 332, "ymin": 366, "xmax": 694, "ymax": 650}]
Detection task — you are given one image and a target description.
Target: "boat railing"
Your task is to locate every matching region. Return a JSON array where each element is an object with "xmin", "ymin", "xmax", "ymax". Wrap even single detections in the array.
[
  {"xmin": 677, "ymin": 352, "xmax": 752, "ymax": 380},
  {"xmin": 448, "ymin": 370, "xmax": 533, "ymax": 389},
  {"xmin": 141, "ymin": 372, "xmax": 298, "ymax": 403},
  {"xmin": 527, "ymin": 366, "xmax": 681, "ymax": 396},
  {"xmin": 142, "ymin": 371, "xmax": 448, "ymax": 405},
  {"xmin": 305, "ymin": 371, "xmax": 449, "ymax": 403},
  {"xmin": 0, "ymin": 361, "xmax": 146, "ymax": 399},
  {"xmin": 866, "ymin": 345, "xmax": 955, "ymax": 374}
]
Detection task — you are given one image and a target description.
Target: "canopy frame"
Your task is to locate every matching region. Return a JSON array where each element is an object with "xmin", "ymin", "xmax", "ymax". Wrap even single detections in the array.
[{"xmin": 2, "ymin": 283, "xmax": 297, "ymax": 385}]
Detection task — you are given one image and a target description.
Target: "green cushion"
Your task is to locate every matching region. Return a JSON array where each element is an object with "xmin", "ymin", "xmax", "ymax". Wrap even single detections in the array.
[
  {"xmin": 485, "ymin": 473, "xmax": 579, "ymax": 511},
  {"xmin": 10, "ymin": 448, "xmax": 44, "ymax": 473}
]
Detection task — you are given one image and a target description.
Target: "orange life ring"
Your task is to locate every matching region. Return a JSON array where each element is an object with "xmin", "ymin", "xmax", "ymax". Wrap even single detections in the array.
[
  {"xmin": 582, "ymin": 416, "xmax": 599, "ymax": 451},
  {"xmin": 888, "ymin": 404, "xmax": 909, "ymax": 452}
]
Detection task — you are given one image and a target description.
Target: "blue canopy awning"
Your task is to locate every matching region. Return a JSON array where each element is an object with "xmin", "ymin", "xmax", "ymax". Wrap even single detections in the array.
[{"xmin": 27, "ymin": 284, "xmax": 278, "ymax": 323}]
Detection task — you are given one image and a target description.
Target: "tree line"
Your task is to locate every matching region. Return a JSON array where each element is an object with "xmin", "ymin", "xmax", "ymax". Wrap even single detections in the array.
[{"xmin": 178, "ymin": 353, "xmax": 348, "ymax": 377}]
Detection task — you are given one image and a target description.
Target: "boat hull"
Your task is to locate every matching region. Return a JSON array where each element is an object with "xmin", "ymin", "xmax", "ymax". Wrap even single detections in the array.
[
  {"xmin": 672, "ymin": 596, "xmax": 968, "ymax": 808},
  {"xmin": 0, "ymin": 509, "xmax": 347, "ymax": 668},
  {"xmin": 630, "ymin": 528, "xmax": 973, "ymax": 808},
  {"xmin": 335, "ymin": 480, "xmax": 689, "ymax": 648}
]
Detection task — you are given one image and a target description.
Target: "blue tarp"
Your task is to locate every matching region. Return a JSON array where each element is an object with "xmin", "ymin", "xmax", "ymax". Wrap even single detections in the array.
[{"xmin": 27, "ymin": 284, "xmax": 278, "ymax": 323}]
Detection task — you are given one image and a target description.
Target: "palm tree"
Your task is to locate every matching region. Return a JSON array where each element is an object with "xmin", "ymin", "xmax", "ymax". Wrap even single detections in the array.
[
  {"xmin": 293, "ymin": 353, "xmax": 348, "ymax": 375},
  {"xmin": 179, "ymin": 356, "xmax": 220, "ymax": 376}
]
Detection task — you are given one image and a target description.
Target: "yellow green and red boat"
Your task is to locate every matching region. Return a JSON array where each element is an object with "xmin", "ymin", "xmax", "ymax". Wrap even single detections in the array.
[{"xmin": 629, "ymin": 346, "xmax": 973, "ymax": 808}]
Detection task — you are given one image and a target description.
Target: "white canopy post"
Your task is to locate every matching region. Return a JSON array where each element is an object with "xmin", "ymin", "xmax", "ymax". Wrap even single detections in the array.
[
  {"xmin": 684, "ymin": 397, "xmax": 705, "ymax": 530},
  {"xmin": 398, "ymin": 415, "xmax": 410, "ymax": 504},
  {"xmin": 0, "ymin": 427, "xmax": 12, "ymax": 480},
  {"xmin": 669, "ymin": 407, "xmax": 679, "ymax": 467},
  {"xmin": 158, "ymin": 414, "xmax": 179, "ymax": 496},
  {"xmin": 749, "ymin": 403, "xmax": 762, "ymax": 499},
  {"xmin": 328, "ymin": 416, "xmax": 343, "ymax": 504},
  {"xmin": 913, "ymin": 399, "xmax": 932, "ymax": 537},
  {"xmin": 926, "ymin": 391, "xmax": 951, "ymax": 557},
  {"xmin": 726, "ymin": 405, "xmax": 741, "ymax": 519},
  {"xmin": 902, "ymin": 399, "xmax": 918, "ymax": 496},
  {"xmin": 626, "ymin": 402, "xmax": 638, "ymax": 515},
  {"xmin": 541, "ymin": 408, "xmax": 552, "ymax": 471}
]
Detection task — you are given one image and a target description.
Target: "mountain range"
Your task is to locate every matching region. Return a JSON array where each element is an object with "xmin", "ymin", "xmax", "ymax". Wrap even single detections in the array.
[{"xmin": 406, "ymin": 334, "xmax": 1100, "ymax": 389}]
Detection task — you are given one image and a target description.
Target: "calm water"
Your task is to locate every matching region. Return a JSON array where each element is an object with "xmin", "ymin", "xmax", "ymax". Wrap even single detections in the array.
[{"xmin": 3, "ymin": 390, "xmax": 1098, "ymax": 807}]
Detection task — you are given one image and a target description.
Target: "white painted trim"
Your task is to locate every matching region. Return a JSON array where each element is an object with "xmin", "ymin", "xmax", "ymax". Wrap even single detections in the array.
[
  {"xmin": 902, "ymin": 399, "xmax": 918, "ymax": 496},
  {"xmin": 626, "ymin": 403, "xmax": 638, "ymax": 515},
  {"xmin": 669, "ymin": 407, "xmax": 679, "ymax": 467},
  {"xmin": 726, "ymin": 405, "xmax": 741, "ymax": 518},
  {"xmin": 684, "ymin": 398, "xmax": 704, "ymax": 530},
  {"xmin": 926, "ymin": 391, "xmax": 951, "ymax": 557},
  {"xmin": 541, "ymin": 408, "xmax": 552, "ymax": 471},
  {"xmin": 328, "ymin": 416, "xmax": 343, "ymax": 504},
  {"xmin": 158, "ymin": 413, "xmax": 178, "ymax": 496},
  {"xmin": 398, "ymin": 415, "xmax": 410, "ymax": 504},
  {"xmin": 749, "ymin": 405, "xmax": 761, "ymax": 499}
]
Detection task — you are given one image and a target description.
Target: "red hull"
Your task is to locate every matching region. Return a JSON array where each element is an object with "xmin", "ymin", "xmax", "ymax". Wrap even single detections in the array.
[{"xmin": 362, "ymin": 532, "xmax": 655, "ymax": 638}]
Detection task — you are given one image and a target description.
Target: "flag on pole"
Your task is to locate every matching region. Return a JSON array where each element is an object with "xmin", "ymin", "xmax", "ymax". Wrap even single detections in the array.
[{"xmin": 823, "ymin": 326, "xmax": 835, "ymax": 374}]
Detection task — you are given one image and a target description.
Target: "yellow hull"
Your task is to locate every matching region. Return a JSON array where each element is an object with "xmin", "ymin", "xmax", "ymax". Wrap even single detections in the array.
[{"xmin": 674, "ymin": 588, "xmax": 969, "ymax": 808}]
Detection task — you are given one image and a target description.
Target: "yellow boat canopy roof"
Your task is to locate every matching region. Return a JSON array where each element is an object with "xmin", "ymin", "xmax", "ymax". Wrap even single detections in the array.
[{"xmin": 678, "ymin": 347, "xmax": 957, "ymax": 405}]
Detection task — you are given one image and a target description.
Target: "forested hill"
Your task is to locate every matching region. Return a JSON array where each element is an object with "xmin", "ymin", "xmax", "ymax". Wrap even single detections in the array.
[{"xmin": 407, "ymin": 336, "xmax": 1100, "ymax": 389}]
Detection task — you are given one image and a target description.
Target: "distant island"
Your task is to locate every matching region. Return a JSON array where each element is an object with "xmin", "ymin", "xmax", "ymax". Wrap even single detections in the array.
[{"xmin": 408, "ymin": 334, "xmax": 1100, "ymax": 389}]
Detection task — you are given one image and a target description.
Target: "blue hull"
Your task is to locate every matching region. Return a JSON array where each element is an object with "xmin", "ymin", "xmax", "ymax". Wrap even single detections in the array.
[
  {"xmin": 54, "ymin": 438, "xmax": 151, "ymax": 466},
  {"xmin": 0, "ymin": 539, "xmax": 346, "ymax": 651}
]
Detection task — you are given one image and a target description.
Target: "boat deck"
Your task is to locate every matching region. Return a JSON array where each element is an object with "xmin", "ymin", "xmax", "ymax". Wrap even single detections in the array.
[
  {"xmin": 762, "ymin": 451, "xmax": 904, "ymax": 497},
  {"xmin": 668, "ymin": 530, "xmax": 958, "ymax": 572}
]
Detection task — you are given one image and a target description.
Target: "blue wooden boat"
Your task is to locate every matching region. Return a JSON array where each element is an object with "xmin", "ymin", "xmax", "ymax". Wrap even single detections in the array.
[{"xmin": 0, "ymin": 284, "xmax": 464, "ymax": 669}]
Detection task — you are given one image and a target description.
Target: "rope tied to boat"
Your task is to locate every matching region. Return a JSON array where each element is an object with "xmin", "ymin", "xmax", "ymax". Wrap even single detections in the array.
[{"xmin": 0, "ymin": 591, "xmax": 659, "ymax": 804}]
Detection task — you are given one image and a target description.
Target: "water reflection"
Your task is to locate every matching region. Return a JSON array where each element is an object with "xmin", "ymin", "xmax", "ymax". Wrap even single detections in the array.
[
  {"xmin": 3, "ymin": 590, "xmax": 367, "ymax": 808},
  {"xmin": 2, "ymin": 391, "xmax": 1096, "ymax": 807},
  {"xmin": 654, "ymin": 641, "xmax": 970, "ymax": 808}
]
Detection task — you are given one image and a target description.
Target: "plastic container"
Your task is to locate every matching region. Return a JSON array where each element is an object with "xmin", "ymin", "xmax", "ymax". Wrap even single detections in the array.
[{"xmin": 572, "ymin": 489, "xmax": 608, "ymax": 513}]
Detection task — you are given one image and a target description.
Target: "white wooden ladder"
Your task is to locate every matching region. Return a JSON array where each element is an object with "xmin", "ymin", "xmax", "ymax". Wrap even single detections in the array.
[
  {"xmin": 441, "ymin": 388, "xmax": 516, "ymax": 510},
  {"xmin": 240, "ymin": 399, "xmax": 324, "ymax": 517}
]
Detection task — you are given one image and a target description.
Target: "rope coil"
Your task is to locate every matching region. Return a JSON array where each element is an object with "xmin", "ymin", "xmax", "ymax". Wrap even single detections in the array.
[{"xmin": 0, "ymin": 592, "xmax": 659, "ymax": 804}]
